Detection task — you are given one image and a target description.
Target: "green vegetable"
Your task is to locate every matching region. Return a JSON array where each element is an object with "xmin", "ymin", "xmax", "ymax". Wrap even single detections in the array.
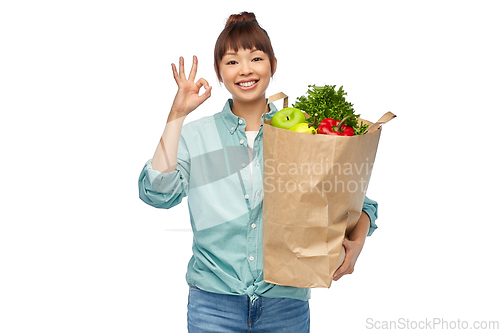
[{"xmin": 292, "ymin": 85, "xmax": 369, "ymax": 135}]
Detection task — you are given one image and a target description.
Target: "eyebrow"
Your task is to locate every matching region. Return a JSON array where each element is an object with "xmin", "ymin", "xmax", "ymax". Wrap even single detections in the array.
[{"xmin": 224, "ymin": 49, "xmax": 261, "ymax": 56}]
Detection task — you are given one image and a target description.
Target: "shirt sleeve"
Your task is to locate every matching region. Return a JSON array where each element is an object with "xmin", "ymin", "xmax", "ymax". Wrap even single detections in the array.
[
  {"xmin": 138, "ymin": 134, "xmax": 190, "ymax": 209},
  {"xmin": 362, "ymin": 196, "xmax": 378, "ymax": 236}
]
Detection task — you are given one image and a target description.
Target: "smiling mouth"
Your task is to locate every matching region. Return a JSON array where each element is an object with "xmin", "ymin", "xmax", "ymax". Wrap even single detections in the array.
[{"xmin": 237, "ymin": 80, "xmax": 258, "ymax": 87}]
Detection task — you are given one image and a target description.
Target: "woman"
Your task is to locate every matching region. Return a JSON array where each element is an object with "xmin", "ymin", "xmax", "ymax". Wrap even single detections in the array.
[{"xmin": 138, "ymin": 12, "xmax": 378, "ymax": 332}]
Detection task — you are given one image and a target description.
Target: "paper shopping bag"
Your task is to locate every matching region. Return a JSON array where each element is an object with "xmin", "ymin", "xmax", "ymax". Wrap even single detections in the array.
[{"xmin": 262, "ymin": 93, "xmax": 395, "ymax": 288}]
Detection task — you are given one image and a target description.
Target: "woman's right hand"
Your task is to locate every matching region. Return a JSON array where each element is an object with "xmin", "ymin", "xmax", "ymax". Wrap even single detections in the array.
[{"xmin": 169, "ymin": 55, "xmax": 212, "ymax": 119}]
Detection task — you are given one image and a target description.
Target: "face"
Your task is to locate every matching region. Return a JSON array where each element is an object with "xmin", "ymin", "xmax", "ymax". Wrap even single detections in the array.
[{"xmin": 218, "ymin": 48, "xmax": 276, "ymax": 104}]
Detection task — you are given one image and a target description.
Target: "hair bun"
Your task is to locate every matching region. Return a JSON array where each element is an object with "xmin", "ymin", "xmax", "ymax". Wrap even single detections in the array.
[{"xmin": 225, "ymin": 12, "xmax": 257, "ymax": 27}]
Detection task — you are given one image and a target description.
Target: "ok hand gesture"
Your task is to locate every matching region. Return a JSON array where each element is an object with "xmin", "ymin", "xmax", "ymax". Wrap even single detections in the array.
[{"xmin": 169, "ymin": 55, "xmax": 212, "ymax": 118}]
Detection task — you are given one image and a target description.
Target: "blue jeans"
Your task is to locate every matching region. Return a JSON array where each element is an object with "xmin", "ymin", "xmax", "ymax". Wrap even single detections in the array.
[{"xmin": 187, "ymin": 286, "xmax": 310, "ymax": 332}]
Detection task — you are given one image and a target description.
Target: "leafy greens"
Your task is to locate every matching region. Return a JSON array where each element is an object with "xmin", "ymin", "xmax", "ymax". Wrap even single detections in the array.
[{"xmin": 292, "ymin": 85, "xmax": 369, "ymax": 135}]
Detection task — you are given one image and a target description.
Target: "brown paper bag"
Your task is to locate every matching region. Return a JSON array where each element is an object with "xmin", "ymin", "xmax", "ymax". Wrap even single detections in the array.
[{"xmin": 262, "ymin": 93, "xmax": 395, "ymax": 288}]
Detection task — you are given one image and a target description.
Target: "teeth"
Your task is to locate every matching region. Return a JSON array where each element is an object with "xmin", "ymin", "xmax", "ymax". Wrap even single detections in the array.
[{"xmin": 238, "ymin": 81, "xmax": 256, "ymax": 87}]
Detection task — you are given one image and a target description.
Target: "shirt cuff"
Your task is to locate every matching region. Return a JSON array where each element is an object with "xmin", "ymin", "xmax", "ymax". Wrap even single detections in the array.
[
  {"xmin": 362, "ymin": 197, "xmax": 379, "ymax": 236},
  {"xmin": 143, "ymin": 159, "xmax": 182, "ymax": 194}
]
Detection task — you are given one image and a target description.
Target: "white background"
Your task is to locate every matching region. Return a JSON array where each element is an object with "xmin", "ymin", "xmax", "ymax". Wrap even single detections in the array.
[{"xmin": 1, "ymin": 0, "xmax": 499, "ymax": 332}]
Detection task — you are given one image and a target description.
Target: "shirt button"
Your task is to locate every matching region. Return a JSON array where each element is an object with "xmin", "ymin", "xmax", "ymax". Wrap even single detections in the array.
[
  {"xmin": 249, "ymin": 255, "xmax": 255, "ymax": 261},
  {"xmin": 251, "ymin": 223, "xmax": 256, "ymax": 229},
  {"xmin": 241, "ymin": 163, "xmax": 246, "ymax": 168},
  {"xmin": 256, "ymin": 191, "xmax": 260, "ymax": 196},
  {"xmin": 240, "ymin": 139, "xmax": 244, "ymax": 145},
  {"xmin": 244, "ymin": 194, "xmax": 249, "ymax": 199},
  {"xmin": 256, "ymin": 163, "xmax": 260, "ymax": 168},
  {"xmin": 231, "ymin": 127, "xmax": 234, "ymax": 131},
  {"xmin": 238, "ymin": 119, "xmax": 243, "ymax": 124}
]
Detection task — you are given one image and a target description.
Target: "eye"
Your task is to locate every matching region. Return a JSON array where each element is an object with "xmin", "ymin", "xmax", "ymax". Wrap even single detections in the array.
[
  {"xmin": 227, "ymin": 60, "xmax": 237, "ymax": 65},
  {"xmin": 252, "ymin": 57, "xmax": 263, "ymax": 62}
]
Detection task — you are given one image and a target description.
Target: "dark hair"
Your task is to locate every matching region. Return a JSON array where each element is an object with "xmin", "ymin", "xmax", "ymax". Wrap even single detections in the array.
[{"xmin": 214, "ymin": 12, "xmax": 276, "ymax": 81}]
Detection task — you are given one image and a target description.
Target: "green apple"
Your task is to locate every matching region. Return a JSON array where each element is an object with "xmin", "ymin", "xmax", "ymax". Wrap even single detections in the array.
[
  {"xmin": 289, "ymin": 122, "xmax": 316, "ymax": 134},
  {"xmin": 271, "ymin": 108, "xmax": 306, "ymax": 130}
]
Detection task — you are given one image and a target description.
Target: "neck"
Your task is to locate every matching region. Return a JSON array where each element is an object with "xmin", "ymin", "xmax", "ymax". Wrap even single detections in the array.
[{"xmin": 231, "ymin": 96, "xmax": 269, "ymax": 131}]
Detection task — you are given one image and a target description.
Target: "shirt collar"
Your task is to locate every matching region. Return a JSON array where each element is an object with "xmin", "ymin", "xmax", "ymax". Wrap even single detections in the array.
[{"xmin": 221, "ymin": 99, "xmax": 279, "ymax": 134}]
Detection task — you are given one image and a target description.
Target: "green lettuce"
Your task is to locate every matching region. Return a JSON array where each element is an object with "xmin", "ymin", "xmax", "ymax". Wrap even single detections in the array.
[{"xmin": 292, "ymin": 84, "xmax": 369, "ymax": 135}]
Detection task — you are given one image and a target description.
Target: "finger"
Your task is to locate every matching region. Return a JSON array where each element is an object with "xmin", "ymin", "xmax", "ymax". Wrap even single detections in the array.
[
  {"xmin": 188, "ymin": 55, "xmax": 198, "ymax": 82},
  {"xmin": 333, "ymin": 244, "xmax": 349, "ymax": 280},
  {"xmin": 332, "ymin": 270, "xmax": 344, "ymax": 281},
  {"xmin": 195, "ymin": 78, "xmax": 210, "ymax": 89},
  {"xmin": 343, "ymin": 238, "xmax": 352, "ymax": 251},
  {"xmin": 194, "ymin": 77, "xmax": 212, "ymax": 105},
  {"xmin": 195, "ymin": 78, "xmax": 211, "ymax": 98},
  {"xmin": 333, "ymin": 262, "xmax": 348, "ymax": 281},
  {"xmin": 333, "ymin": 263, "xmax": 354, "ymax": 281},
  {"xmin": 179, "ymin": 56, "xmax": 186, "ymax": 79},
  {"xmin": 198, "ymin": 85, "xmax": 212, "ymax": 104},
  {"xmin": 171, "ymin": 63, "xmax": 180, "ymax": 84}
]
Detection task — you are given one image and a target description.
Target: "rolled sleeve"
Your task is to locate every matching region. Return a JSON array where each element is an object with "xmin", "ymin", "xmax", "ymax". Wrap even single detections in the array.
[
  {"xmin": 138, "ymin": 133, "xmax": 191, "ymax": 209},
  {"xmin": 362, "ymin": 196, "xmax": 378, "ymax": 236},
  {"xmin": 138, "ymin": 159, "xmax": 188, "ymax": 209}
]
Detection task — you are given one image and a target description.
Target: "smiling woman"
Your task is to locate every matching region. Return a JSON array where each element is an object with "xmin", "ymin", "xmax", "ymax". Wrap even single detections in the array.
[
  {"xmin": 218, "ymin": 48, "xmax": 274, "ymax": 121},
  {"xmin": 213, "ymin": 13, "xmax": 278, "ymax": 129},
  {"xmin": 138, "ymin": 10, "xmax": 378, "ymax": 333},
  {"xmin": 214, "ymin": 12, "xmax": 276, "ymax": 82}
]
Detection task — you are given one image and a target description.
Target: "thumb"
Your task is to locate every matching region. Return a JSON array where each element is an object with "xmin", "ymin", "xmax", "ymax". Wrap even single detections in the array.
[
  {"xmin": 333, "ymin": 259, "xmax": 347, "ymax": 280},
  {"xmin": 196, "ymin": 78, "xmax": 211, "ymax": 98},
  {"xmin": 198, "ymin": 85, "xmax": 212, "ymax": 103},
  {"xmin": 342, "ymin": 238, "xmax": 351, "ymax": 251}
]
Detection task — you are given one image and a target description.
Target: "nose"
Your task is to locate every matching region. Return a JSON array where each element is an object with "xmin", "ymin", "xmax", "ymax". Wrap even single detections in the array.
[{"xmin": 239, "ymin": 61, "xmax": 254, "ymax": 75}]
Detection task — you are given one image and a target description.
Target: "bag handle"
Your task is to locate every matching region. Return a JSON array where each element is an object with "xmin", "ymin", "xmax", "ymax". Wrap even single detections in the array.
[
  {"xmin": 267, "ymin": 92, "xmax": 288, "ymax": 109},
  {"xmin": 363, "ymin": 111, "xmax": 397, "ymax": 134}
]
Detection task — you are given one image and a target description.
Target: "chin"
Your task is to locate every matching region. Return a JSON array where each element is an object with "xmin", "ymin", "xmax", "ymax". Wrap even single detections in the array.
[{"xmin": 234, "ymin": 93, "xmax": 266, "ymax": 104}]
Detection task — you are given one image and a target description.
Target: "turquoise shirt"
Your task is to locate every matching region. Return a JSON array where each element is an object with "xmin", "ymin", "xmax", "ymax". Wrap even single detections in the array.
[{"xmin": 138, "ymin": 99, "xmax": 378, "ymax": 302}]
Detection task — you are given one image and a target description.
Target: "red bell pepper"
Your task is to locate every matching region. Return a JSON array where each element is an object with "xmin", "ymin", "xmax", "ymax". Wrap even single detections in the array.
[{"xmin": 317, "ymin": 116, "xmax": 354, "ymax": 136}]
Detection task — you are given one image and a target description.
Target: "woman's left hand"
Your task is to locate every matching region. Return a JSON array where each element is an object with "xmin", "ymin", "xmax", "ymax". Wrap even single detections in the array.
[{"xmin": 332, "ymin": 237, "xmax": 363, "ymax": 281}]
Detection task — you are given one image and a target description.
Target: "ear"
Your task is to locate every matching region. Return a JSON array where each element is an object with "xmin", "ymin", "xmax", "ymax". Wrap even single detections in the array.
[
  {"xmin": 271, "ymin": 57, "xmax": 278, "ymax": 77},
  {"xmin": 214, "ymin": 63, "xmax": 223, "ymax": 82}
]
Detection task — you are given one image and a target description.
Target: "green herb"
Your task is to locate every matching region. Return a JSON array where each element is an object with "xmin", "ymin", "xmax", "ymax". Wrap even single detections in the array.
[{"xmin": 292, "ymin": 84, "xmax": 369, "ymax": 135}]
